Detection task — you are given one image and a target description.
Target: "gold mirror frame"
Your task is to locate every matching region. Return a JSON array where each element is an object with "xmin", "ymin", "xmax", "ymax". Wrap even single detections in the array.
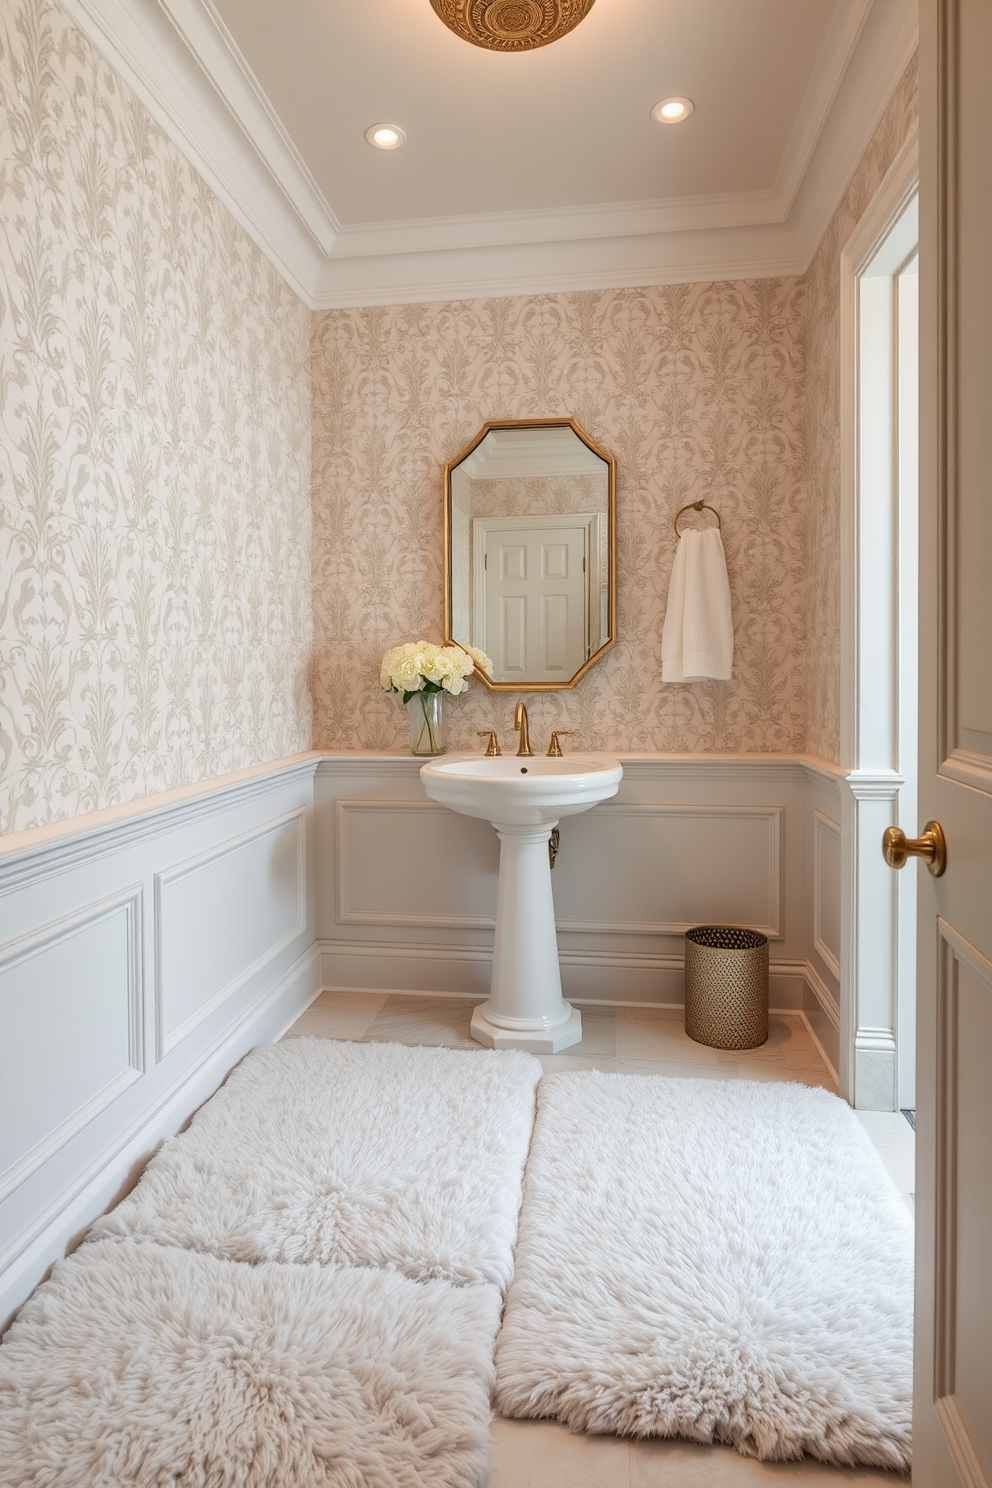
[{"xmin": 443, "ymin": 417, "xmax": 616, "ymax": 691}]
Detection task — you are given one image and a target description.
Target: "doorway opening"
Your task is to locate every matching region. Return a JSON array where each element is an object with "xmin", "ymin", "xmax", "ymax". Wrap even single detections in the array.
[{"xmin": 839, "ymin": 132, "xmax": 918, "ymax": 1113}]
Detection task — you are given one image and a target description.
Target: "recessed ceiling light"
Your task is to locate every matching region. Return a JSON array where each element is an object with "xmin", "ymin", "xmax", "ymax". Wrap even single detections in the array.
[
  {"xmin": 365, "ymin": 123, "xmax": 406, "ymax": 150},
  {"xmin": 651, "ymin": 97, "xmax": 694, "ymax": 125}
]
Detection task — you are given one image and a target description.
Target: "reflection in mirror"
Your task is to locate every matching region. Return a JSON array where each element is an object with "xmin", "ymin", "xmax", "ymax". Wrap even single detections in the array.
[{"xmin": 444, "ymin": 420, "xmax": 615, "ymax": 690}]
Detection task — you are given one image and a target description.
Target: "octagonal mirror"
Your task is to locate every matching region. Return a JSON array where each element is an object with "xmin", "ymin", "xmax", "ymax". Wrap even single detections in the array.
[{"xmin": 443, "ymin": 419, "xmax": 616, "ymax": 690}]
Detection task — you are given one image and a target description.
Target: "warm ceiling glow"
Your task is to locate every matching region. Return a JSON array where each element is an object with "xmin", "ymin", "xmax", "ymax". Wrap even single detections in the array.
[
  {"xmin": 651, "ymin": 97, "xmax": 694, "ymax": 124},
  {"xmin": 365, "ymin": 123, "xmax": 406, "ymax": 150}
]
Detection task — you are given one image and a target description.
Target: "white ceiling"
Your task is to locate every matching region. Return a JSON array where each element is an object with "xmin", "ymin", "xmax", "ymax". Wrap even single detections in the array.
[
  {"xmin": 210, "ymin": 0, "xmax": 839, "ymax": 223},
  {"xmin": 58, "ymin": 0, "xmax": 917, "ymax": 307}
]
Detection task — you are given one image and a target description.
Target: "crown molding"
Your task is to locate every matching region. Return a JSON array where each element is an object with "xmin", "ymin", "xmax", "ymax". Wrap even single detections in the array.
[
  {"xmin": 326, "ymin": 190, "xmax": 785, "ymax": 263},
  {"xmin": 789, "ymin": 0, "xmax": 919, "ymax": 266},
  {"xmin": 312, "ymin": 220, "xmax": 812, "ymax": 309},
  {"xmin": 770, "ymin": 0, "xmax": 874, "ymax": 219},
  {"xmin": 57, "ymin": 0, "xmax": 918, "ymax": 310}
]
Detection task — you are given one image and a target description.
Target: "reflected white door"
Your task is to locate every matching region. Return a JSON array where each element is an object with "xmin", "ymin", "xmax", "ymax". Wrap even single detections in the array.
[
  {"xmin": 479, "ymin": 519, "xmax": 588, "ymax": 683},
  {"xmin": 913, "ymin": 4, "xmax": 992, "ymax": 1483}
]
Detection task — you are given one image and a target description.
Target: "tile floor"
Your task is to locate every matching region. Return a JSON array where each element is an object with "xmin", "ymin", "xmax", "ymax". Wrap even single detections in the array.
[{"xmin": 282, "ymin": 991, "xmax": 915, "ymax": 1487}]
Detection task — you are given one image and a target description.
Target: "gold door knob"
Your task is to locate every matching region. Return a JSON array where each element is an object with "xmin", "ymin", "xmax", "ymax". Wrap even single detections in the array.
[{"xmin": 882, "ymin": 820, "xmax": 947, "ymax": 877}]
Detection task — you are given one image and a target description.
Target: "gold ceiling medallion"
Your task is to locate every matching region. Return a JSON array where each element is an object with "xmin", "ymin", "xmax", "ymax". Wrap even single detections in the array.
[{"xmin": 429, "ymin": 0, "xmax": 596, "ymax": 52}]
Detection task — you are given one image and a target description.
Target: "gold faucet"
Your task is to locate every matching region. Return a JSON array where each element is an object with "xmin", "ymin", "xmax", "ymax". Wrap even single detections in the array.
[
  {"xmin": 514, "ymin": 702, "xmax": 533, "ymax": 756},
  {"xmin": 547, "ymin": 731, "xmax": 573, "ymax": 757},
  {"xmin": 477, "ymin": 730, "xmax": 501, "ymax": 756}
]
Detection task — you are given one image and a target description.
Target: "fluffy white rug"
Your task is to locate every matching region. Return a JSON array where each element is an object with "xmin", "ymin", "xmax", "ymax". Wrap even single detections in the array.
[
  {"xmin": 495, "ymin": 1072, "xmax": 914, "ymax": 1471},
  {"xmin": 0, "ymin": 1239, "xmax": 500, "ymax": 1488},
  {"xmin": 89, "ymin": 1039, "xmax": 540, "ymax": 1290}
]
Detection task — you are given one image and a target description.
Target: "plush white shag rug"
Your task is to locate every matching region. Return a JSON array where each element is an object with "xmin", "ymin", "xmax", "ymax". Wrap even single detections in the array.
[
  {"xmin": 495, "ymin": 1072, "xmax": 914, "ymax": 1471},
  {"xmin": 0, "ymin": 1239, "xmax": 501, "ymax": 1488},
  {"xmin": 89, "ymin": 1039, "xmax": 540, "ymax": 1290}
]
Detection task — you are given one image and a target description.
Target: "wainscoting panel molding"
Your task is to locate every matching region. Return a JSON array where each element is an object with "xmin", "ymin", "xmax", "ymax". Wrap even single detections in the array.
[
  {"xmin": 156, "ymin": 807, "xmax": 307, "ymax": 1056},
  {"xmin": 553, "ymin": 804, "xmax": 783, "ymax": 939},
  {"xmin": 813, "ymin": 809, "xmax": 843, "ymax": 981},
  {"xmin": 3, "ymin": 749, "xmax": 863, "ymax": 1326},
  {"xmin": 0, "ymin": 756, "xmax": 320, "ymax": 1330},
  {"xmin": 315, "ymin": 753, "xmax": 815, "ymax": 1009},
  {"xmin": 0, "ymin": 888, "xmax": 143, "ymax": 1204},
  {"xmin": 335, "ymin": 799, "xmax": 498, "ymax": 930}
]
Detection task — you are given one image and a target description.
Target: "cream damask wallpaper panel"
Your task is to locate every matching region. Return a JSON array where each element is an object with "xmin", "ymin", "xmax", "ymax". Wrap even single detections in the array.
[
  {"xmin": 803, "ymin": 57, "xmax": 918, "ymax": 764},
  {"xmin": 0, "ymin": 0, "xmax": 313, "ymax": 833},
  {"xmin": 312, "ymin": 281, "xmax": 808, "ymax": 756}
]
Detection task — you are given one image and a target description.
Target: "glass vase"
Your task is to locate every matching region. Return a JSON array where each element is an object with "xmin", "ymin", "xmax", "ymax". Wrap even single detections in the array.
[{"xmin": 406, "ymin": 690, "xmax": 445, "ymax": 755}]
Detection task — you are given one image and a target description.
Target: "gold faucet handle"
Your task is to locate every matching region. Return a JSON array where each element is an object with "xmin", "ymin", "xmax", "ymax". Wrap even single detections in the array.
[
  {"xmin": 477, "ymin": 730, "xmax": 501, "ymax": 757},
  {"xmin": 547, "ymin": 731, "xmax": 573, "ymax": 757}
]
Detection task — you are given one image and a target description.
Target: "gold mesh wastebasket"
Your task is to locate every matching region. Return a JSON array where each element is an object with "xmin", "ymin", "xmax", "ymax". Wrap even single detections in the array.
[{"xmin": 684, "ymin": 926, "xmax": 769, "ymax": 1050}]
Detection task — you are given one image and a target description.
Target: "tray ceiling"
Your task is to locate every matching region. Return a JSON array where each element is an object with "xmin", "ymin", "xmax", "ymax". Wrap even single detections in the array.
[{"xmin": 57, "ymin": 0, "xmax": 917, "ymax": 306}]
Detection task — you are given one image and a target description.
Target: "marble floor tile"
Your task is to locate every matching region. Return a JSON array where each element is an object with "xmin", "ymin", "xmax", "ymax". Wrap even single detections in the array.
[
  {"xmin": 729, "ymin": 1060, "xmax": 806, "ymax": 1084},
  {"xmin": 360, "ymin": 994, "xmax": 483, "ymax": 1049},
  {"xmin": 568, "ymin": 1006, "xmax": 616, "ymax": 1057},
  {"xmin": 717, "ymin": 1046, "xmax": 790, "ymax": 1068},
  {"xmin": 615, "ymin": 1017, "xmax": 722, "ymax": 1063},
  {"xmin": 312, "ymin": 990, "xmax": 390, "ymax": 1011},
  {"xmin": 615, "ymin": 1057, "xmax": 740, "ymax": 1081},
  {"xmin": 854, "ymin": 1112, "xmax": 916, "ymax": 1148},
  {"xmin": 619, "ymin": 1005, "xmax": 686, "ymax": 1023},
  {"xmin": 874, "ymin": 1144, "xmax": 916, "ymax": 1196},
  {"xmin": 628, "ymin": 1436, "xmax": 901, "ymax": 1486},
  {"xmin": 282, "ymin": 1005, "xmax": 380, "ymax": 1041},
  {"xmin": 539, "ymin": 1053, "xmax": 618, "ymax": 1074},
  {"xmin": 490, "ymin": 1417, "xmax": 631, "ymax": 1488},
  {"xmin": 489, "ymin": 1420, "xmax": 902, "ymax": 1487}
]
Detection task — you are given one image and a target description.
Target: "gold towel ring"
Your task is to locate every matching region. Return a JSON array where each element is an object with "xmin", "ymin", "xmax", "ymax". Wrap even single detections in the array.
[{"xmin": 673, "ymin": 500, "xmax": 722, "ymax": 539}]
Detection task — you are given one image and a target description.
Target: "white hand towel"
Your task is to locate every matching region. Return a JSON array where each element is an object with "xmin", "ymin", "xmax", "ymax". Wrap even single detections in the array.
[{"xmin": 661, "ymin": 525, "xmax": 733, "ymax": 682}]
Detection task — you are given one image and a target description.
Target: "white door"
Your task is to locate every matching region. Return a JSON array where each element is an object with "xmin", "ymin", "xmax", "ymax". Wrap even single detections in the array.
[
  {"xmin": 480, "ymin": 520, "xmax": 588, "ymax": 683},
  {"xmin": 910, "ymin": 4, "xmax": 992, "ymax": 1482}
]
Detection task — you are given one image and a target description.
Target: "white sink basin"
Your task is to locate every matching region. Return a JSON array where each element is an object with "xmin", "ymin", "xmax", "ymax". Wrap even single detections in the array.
[
  {"xmin": 420, "ymin": 751, "xmax": 623, "ymax": 1054},
  {"xmin": 420, "ymin": 752, "xmax": 622, "ymax": 826}
]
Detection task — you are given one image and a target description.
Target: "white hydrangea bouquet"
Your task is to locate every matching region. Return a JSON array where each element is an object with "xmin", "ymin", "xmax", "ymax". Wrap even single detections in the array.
[{"xmin": 380, "ymin": 640, "xmax": 492, "ymax": 755}]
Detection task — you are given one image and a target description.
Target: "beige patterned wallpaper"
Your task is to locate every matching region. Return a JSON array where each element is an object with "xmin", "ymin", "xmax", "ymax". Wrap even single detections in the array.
[
  {"xmin": 804, "ymin": 57, "xmax": 918, "ymax": 763},
  {"xmin": 0, "ymin": 0, "xmax": 313, "ymax": 834},
  {"xmin": 1, "ymin": 0, "xmax": 916, "ymax": 826},
  {"xmin": 312, "ymin": 281, "xmax": 808, "ymax": 755}
]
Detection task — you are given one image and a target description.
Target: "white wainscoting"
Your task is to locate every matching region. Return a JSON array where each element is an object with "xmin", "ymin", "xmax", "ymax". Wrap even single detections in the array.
[
  {"xmin": 0, "ymin": 747, "xmax": 865, "ymax": 1326},
  {"xmin": 156, "ymin": 808, "xmax": 308, "ymax": 1057},
  {"xmin": 0, "ymin": 756, "xmax": 321, "ymax": 1329},
  {"xmin": 805, "ymin": 764, "xmax": 844, "ymax": 1079},
  {"xmin": 315, "ymin": 754, "xmax": 841, "ymax": 1068},
  {"xmin": 813, "ymin": 810, "xmax": 843, "ymax": 981}
]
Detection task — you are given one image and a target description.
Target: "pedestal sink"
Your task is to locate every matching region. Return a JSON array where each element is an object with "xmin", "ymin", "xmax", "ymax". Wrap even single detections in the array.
[{"xmin": 420, "ymin": 753, "xmax": 623, "ymax": 1051}]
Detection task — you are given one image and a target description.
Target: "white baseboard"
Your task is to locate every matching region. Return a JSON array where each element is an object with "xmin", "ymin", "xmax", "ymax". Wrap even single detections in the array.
[
  {"xmin": 320, "ymin": 940, "xmax": 815, "ymax": 1017},
  {"xmin": 799, "ymin": 962, "xmax": 841, "ymax": 1085}
]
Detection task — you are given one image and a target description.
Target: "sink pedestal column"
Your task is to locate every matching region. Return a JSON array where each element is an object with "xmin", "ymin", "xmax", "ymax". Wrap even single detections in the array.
[{"xmin": 470, "ymin": 820, "xmax": 582, "ymax": 1053}]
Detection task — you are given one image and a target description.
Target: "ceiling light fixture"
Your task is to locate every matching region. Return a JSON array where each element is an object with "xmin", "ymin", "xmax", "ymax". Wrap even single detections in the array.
[
  {"xmin": 365, "ymin": 123, "xmax": 406, "ymax": 150},
  {"xmin": 651, "ymin": 97, "xmax": 694, "ymax": 124},
  {"xmin": 428, "ymin": 0, "xmax": 596, "ymax": 52}
]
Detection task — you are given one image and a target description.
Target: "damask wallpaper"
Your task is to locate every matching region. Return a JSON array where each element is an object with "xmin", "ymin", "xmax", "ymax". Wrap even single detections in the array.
[
  {"xmin": 312, "ymin": 281, "xmax": 808, "ymax": 755},
  {"xmin": 1, "ymin": 0, "xmax": 917, "ymax": 831},
  {"xmin": 0, "ymin": 0, "xmax": 313, "ymax": 834},
  {"xmin": 803, "ymin": 57, "xmax": 918, "ymax": 763}
]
